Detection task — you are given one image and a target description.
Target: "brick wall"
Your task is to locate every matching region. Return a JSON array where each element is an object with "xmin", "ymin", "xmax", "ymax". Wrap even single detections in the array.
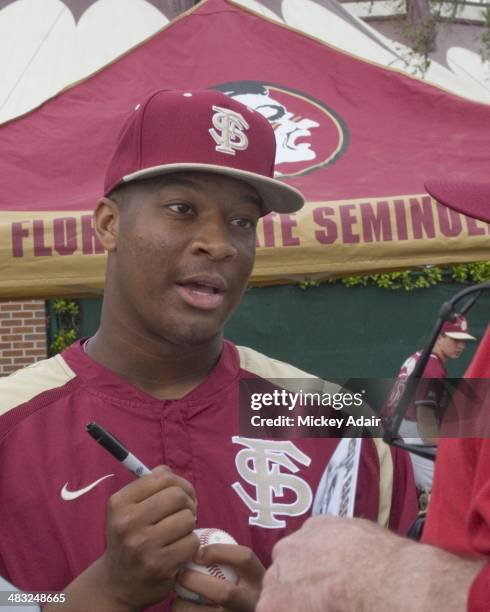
[{"xmin": 0, "ymin": 300, "xmax": 48, "ymax": 376}]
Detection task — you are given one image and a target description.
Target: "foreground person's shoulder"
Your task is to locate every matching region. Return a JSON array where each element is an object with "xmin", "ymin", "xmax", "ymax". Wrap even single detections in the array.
[
  {"xmin": 0, "ymin": 353, "xmax": 76, "ymax": 417},
  {"xmin": 235, "ymin": 345, "xmax": 317, "ymax": 379}
]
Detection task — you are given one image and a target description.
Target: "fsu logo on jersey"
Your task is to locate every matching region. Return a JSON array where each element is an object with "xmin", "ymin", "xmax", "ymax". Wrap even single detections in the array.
[
  {"xmin": 213, "ymin": 81, "xmax": 349, "ymax": 178},
  {"xmin": 231, "ymin": 437, "xmax": 313, "ymax": 528}
]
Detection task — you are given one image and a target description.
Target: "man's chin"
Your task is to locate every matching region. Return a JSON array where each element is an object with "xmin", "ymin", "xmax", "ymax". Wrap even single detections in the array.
[{"xmin": 163, "ymin": 322, "xmax": 224, "ymax": 348}]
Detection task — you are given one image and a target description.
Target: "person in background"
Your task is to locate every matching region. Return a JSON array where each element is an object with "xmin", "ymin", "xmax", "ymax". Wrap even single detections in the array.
[{"xmin": 387, "ymin": 315, "xmax": 475, "ymax": 492}]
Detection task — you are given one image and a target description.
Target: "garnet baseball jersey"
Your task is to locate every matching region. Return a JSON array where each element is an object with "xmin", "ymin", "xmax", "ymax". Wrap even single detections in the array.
[
  {"xmin": 0, "ymin": 340, "xmax": 417, "ymax": 610},
  {"xmin": 385, "ymin": 351, "xmax": 447, "ymax": 422}
]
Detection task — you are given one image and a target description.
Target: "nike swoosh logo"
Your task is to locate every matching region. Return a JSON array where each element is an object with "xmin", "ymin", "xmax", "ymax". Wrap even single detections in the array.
[{"xmin": 61, "ymin": 474, "xmax": 114, "ymax": 500}]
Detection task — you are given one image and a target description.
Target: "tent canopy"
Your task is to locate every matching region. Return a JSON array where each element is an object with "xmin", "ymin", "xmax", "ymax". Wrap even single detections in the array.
[{"xmin": 0, "ymin": 0, "xmax": 489, "ymax": 298}]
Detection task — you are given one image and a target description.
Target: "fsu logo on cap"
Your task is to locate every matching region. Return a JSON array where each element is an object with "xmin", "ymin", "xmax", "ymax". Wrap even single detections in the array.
[
  {"xmin": 209, "ymin": 105, "xmax": 250, "ymax": 156},
  {"xmin": 213, "ymin": 81, "xmax": 349, "ymax": 178}
]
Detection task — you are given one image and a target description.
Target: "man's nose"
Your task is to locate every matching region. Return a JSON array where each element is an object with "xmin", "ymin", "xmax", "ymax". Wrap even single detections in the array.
[{"xmin": 190, "ymin": 217, "xmax": 238, "ymax": 261}]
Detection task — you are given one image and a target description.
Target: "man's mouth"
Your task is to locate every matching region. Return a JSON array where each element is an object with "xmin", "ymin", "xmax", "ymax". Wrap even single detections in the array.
[{"xmin": 175, "ymin": 277, "xmax": 226, "ymax": 311}]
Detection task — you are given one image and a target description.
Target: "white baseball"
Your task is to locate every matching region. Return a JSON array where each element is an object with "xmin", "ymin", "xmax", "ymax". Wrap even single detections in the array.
[{"xmin": 174, "ymin": 528, "xmax": 239, "ymax": 604}]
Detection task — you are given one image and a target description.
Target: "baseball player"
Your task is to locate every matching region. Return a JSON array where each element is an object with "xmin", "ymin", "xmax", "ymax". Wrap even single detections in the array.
[
  {"xmin": 0, "ymin": 90, "xmax": 417, "ymax": 611},
  {"xmin": 387, "ymin": 315, "xmax": 475, "ymax": 492}
]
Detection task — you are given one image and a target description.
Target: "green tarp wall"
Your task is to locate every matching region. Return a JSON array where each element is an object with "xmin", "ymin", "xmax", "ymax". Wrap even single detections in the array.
[{"xmin": 76, "ymin": 282, "xmax": 490, "ymax": 379}]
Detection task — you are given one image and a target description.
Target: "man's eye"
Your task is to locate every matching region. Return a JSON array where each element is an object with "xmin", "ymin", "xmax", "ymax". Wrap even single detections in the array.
[
  {"xmin": 230, "ymin": 217, "xmax": 257, "ymax": 230},
  {"xmin": 166, "ymin": 203, "xmax": 193, "ymax": 214}
]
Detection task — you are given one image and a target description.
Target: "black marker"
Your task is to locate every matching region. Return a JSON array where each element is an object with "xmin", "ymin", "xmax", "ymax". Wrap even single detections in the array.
[{"xmin": 86, "ymin": 421, "xmax": 151, "ymax": 477}]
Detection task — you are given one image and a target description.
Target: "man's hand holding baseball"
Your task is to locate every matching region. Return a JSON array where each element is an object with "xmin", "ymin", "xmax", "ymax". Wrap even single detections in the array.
[
  {"xmin": 47, "ymin": 466, "xmax": 199, "ymax": 611},
  {"xmin": 172, "ymin": 542, "xmax": 265, "ymax": 612}
]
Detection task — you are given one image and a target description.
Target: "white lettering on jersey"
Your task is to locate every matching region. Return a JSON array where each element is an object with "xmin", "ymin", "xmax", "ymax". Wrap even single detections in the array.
[{"xmin": 232, "ymin": 437, "xmax": 312, "ymax": 528}]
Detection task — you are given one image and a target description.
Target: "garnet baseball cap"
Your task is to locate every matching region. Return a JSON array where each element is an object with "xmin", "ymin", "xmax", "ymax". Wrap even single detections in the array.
[
  {"xmin": 441, "ymin": 315, "xmax": 475, "ymax": 340},
  {"xmin": 104, "ymin": 89, "xmax": 305, "ymax": 215},
  {"xmin": 425, "ymin": 178, "xmax": 490, "ymax": 224}
]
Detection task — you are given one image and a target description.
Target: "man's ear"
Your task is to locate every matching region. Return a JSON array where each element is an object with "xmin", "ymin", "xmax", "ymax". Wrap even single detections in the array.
[{"xmin": 94, "ymin": 197, "xmax": 120, "ymax": 252}]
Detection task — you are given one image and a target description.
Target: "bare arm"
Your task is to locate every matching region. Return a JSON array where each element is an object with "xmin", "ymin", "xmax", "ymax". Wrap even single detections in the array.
[
  {"xmin": 416, "ymin": 403, "xmax": 439, "ymax": 444},
  {"xmin": 257, "ymin": 516, "xmax": 485, "ymax": 612}
]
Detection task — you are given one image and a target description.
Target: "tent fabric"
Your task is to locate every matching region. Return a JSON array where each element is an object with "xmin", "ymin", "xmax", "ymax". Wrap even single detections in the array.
[
  {"xmin": 1, "ymin": 0, "xmax": 488, "ymax": 127},
  {"xmin": 0, "ymin": 0, "xmax": 489, "ymax": 298},
  {"xmin": 235, "ymin": 0, "xmax": 490, "ymax": 104}
]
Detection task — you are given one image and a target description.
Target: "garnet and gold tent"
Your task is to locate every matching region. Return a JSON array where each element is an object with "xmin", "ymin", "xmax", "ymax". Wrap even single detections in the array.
[{"xmin": 0, "ymin": 0, "xmax": 489, "ymax": 298}]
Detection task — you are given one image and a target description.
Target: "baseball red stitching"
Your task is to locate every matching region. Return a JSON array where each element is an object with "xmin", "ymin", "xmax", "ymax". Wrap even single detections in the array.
[{"xmin": 198, "ymin": 529, "xmax": 229, "ymax": 581}]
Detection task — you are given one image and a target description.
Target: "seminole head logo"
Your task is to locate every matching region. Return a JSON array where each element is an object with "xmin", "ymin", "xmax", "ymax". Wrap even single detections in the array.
[{"xmin": 213, "ymin": 81, "xmax": 349, "ymax": 178}]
